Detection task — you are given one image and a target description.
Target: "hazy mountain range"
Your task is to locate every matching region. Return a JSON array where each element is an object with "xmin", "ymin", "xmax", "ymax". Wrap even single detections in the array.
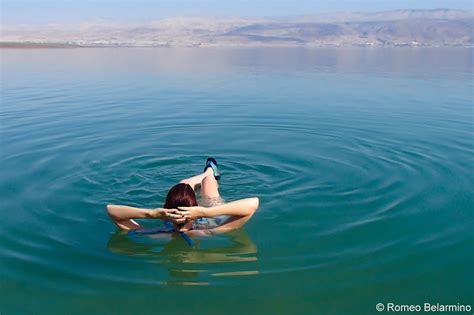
[{"xmin": 1, "ymin": 9, "xmax": 473, "ymax": 47}]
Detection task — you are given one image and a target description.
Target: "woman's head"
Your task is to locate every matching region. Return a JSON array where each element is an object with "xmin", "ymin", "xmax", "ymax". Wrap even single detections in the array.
[{"xmin": 164, "ymin": 183, "xmax": 198, "ymax": 209}]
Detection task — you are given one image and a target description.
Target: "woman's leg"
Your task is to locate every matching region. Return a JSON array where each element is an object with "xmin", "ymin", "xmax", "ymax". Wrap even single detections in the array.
[
  {"xmin": 180, "ymin": 168, "xmax": 220, "ymax": 198},
  {"xmin": 179, "ymin": 170, "xmax": 209, "ymax": 190},
  {"xmin": 180, "ymin": 169, "xmax": 212, "ymax": 190},
  {"xmin": 200, "ymin": 168, "xmax": 220, "ymax": 198}
]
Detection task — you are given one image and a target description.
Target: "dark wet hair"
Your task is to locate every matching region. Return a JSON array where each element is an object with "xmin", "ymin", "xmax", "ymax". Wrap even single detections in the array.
[{"xmin": 164, "ymin": 183, "xmax": 198, "ymax": 209}]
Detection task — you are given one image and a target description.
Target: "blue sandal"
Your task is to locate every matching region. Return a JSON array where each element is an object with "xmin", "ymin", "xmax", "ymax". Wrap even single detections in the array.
[{"xmin": 203, "ymin": 157, "xmax": 221, "ymax": 181}]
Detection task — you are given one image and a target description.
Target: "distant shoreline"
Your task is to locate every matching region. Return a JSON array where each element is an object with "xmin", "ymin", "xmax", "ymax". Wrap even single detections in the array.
[
  {"xmin": 0, "ymin": 42, "xmax": 84, "ymax": 49},
  {"xmin": 1, "ymin": 42, "xmax": 473, "ymax": 49},
  {"xmin": 2, "ymin": 9, "xmax": 472, "ymax": 48}
]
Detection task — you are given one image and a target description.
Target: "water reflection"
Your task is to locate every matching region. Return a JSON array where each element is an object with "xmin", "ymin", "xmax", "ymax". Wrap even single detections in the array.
[{"xmin": 107, "ymin": 228, "xmax": 259, "ymax": 285}]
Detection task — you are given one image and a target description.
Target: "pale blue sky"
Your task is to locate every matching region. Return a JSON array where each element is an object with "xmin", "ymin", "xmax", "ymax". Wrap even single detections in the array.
[{"xmin": 2, "ymin": 0, "xmax": 472, "ymax": 24}]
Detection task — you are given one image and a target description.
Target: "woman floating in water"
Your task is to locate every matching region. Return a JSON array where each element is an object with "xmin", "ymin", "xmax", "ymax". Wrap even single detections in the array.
[{"xmin": 106, "ymin": 158, "xmax": 259, "ymax": 236}]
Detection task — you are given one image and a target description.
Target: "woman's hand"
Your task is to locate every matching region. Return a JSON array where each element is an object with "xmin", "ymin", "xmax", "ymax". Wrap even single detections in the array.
[
  {"xmin": 177, "ymin": 206, "xmax": 207, "ymax": 220},
  {"xmin": 151, "ymin": 208, "xmax": 187, "ymax": 224}
]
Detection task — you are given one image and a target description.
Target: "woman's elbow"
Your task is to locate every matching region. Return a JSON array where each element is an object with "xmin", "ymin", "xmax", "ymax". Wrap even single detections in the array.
[
  {"xmin": 249, "ymin": 197, "xmax": 259, "ymax": 214},
  {"xmin": 106, "ymin": 204, "xmax": 115, "ymax": 218}
]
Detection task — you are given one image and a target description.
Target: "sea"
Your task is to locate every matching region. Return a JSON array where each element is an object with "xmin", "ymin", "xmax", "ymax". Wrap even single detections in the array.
[{"xmin": 1, "ymin": 47, "xmax": 473, "ymax": 314}]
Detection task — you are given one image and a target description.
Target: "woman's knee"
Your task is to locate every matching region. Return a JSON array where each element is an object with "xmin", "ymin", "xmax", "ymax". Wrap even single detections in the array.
[{"xmin": 180, "ymin": 179, "xmax": 197, "ymax": 191}]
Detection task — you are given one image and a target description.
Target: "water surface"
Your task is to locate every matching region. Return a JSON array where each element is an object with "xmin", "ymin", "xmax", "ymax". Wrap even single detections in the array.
[{"xmin": 1, "ymin": 47, "xmax": 473, "ymax": 314}]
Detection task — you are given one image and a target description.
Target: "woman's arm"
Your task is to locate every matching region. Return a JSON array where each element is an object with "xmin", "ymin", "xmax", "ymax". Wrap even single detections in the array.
[
  {"xmin": 204, "ymin": 198, "xmax": 259, "ymax": 218},
  {"xmin": 179, "ymin": 197, "xmax": 259, "ymax": 219},
  {"xmin": 106, "ymin": 204, "xmax": 185, "ymax": 231},
  {"xmin": 179, "ymin": 197, "xmax": 259, "ymax": 232}
]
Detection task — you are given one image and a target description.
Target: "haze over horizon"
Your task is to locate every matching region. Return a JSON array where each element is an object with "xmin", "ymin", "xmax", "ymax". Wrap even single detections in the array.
[{"xmin": 1, "ymin": 0, "xmax": 473, "ymax": 24}]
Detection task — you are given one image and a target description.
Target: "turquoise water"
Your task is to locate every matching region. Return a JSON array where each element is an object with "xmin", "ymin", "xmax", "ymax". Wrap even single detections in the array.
[{"xmin": 1, "ymin": 48, "xmax": 473, "ymax": 314}]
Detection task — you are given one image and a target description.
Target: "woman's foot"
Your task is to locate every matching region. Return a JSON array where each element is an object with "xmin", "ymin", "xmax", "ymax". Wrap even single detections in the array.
[{"xmin": 203, "ymin": 157, "xmax": 221, "ymax": 181}]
